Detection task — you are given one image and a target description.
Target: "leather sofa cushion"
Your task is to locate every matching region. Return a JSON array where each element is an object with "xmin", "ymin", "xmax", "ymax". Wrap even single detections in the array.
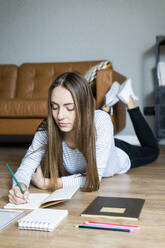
[
  {"xmin": 16, "ymin": 61, "xmax": 101, "ymax": 99},
  {"xmin": 0, "ymin": 99, "xmax": 47, "ymax": 117},
  {"xmin": 0, "ymin": 65, "xmax": 18, "ymax": 99}
]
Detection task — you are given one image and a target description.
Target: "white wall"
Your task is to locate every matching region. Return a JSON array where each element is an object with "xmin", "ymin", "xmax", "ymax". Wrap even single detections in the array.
[{"xmin": 0, "ymin": 0, "xmax": 165, "ymax": 135}]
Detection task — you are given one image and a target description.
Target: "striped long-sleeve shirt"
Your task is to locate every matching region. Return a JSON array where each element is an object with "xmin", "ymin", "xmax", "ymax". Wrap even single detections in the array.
[{"xmin": 14, "ymin": 110, "xmax": 131, "ymax": 188}]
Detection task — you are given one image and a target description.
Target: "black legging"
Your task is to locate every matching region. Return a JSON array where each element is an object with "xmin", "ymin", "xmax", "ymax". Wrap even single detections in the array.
[{"xmin": 115, "ymin": 107, "xmax": 160, "ymax": 168}]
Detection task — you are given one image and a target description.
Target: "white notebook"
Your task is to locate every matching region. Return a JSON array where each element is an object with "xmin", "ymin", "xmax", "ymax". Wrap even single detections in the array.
[
  {"xmin": 4, "ymin": 185, "xmax": 79, "ymax": 210},
  {"xmin": 18, "ymin": 209, "xmax": 68, "ymax": 231}
]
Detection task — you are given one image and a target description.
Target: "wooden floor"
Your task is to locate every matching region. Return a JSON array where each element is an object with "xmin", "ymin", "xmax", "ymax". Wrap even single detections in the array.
[{"xmin": 0, "ymin": 144, "xmax": 165, "ymax": 248}]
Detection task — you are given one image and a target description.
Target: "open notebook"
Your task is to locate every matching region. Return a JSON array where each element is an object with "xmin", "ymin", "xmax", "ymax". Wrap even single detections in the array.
[
  {"xmin": 18, "ymin": 209, "xmax": 68, "ymax": 231},
  {"xmin": 4, "ymin": 185, "xmax": 79, "ymax": 210}
]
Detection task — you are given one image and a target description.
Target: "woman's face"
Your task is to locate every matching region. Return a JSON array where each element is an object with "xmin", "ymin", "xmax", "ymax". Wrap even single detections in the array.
[{"xmin": 51, "ymin": 86, "xmax": 76, "ymax": 133}]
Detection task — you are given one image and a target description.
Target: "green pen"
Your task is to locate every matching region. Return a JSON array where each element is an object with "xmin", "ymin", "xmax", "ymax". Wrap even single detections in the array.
[{"xmin": 5, "ymin": 163, "xmax": 24, "ymax": 194}]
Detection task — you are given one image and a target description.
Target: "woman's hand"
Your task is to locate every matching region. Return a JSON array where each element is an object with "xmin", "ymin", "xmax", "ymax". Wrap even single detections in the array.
[
  {"xmin": 8, "ymin": 183, "xmax": 29, "ymax": 205},
  {"xmin": 32, "ymin": 165, "xmax": 63, "ymax": 190},
  {"xmin": 57, "ymin": 178, "xmax": 63, "ymax": 189},
  {"xmin": 31, "ymin": 165, "xmax": 50, "ymax": 190}
]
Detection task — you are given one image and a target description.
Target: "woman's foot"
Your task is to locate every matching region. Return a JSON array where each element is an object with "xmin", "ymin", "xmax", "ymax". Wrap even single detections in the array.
[
  {"xmin": 117, "ymin": 78, "xmax": 138, "ymax": 105},
  {"xmin": 105, "ymin": 81, "xmax": 120, "ymax": 107}
]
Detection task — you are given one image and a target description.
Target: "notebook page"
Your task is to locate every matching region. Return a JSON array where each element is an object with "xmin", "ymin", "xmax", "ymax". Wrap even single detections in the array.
[
  {"xmin": 41, "ymin": 185, "xmax": 80, "ymax": 205},
  {"xmin": 4, "ymin": 185, "xmax": 79, "ymax": 209},
  {"xmin": 4, "ymin": 193, "xmax": 49, "ymax": 210},
  {"xmin": 18, "ymin": 209, "xmax": 68, "ymax": 231}
]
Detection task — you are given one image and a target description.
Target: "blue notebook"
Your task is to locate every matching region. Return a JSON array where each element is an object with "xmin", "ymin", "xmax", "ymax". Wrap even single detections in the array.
[{"xmin": 0, "ymin": 209, "xmax": 24, "ymax": 230}]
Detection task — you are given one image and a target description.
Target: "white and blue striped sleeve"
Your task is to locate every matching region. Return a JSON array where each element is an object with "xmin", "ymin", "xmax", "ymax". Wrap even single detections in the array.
[{"xmin": 13, "ymin": 131, "xmax": 47, "ymax": 188}]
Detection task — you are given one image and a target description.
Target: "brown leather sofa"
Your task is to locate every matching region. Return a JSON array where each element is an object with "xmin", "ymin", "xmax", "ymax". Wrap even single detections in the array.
[{"xmin": 0, "ymin": 61, "xmax": 126, "ymax": 136}]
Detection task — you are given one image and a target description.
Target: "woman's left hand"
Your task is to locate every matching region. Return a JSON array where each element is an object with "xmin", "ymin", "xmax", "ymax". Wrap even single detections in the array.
[{"xmin": 31, "ymin": 165, "xmax": 50, "ymax": 190}]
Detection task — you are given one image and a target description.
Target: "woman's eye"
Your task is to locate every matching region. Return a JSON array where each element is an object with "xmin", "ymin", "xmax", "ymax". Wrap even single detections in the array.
[
  {"xmin": 67, "ymin": 107, "xmax": 75, "ymax": 111},
  {"xmin": 52, "ymin": 105, "xmax": 58, "ymax": 110}
]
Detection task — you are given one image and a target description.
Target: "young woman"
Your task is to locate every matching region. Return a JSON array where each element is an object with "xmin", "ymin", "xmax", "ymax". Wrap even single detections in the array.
[{"xmin": 8, "ymin": 72, "xmax": 159, "ymax": 204}]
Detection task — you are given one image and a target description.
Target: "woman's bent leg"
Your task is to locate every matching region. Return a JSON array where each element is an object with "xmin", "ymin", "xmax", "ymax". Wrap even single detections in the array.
[
  {"xmin": 115, "ymin": 107, "xmax": 159, "ymax": 168},
  {"xmin": 128, "ymin": 107, "xmax": 159, "ymax": 150},
  {"xmin": 115, "ymin": 139, "xmax": 159, "ymax": 168}
]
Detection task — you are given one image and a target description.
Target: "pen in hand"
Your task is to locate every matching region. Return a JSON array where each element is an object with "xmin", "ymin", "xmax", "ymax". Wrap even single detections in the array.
[{"xmin": 5, "ymin": 163, "xmax": 24, "ymax": 194}]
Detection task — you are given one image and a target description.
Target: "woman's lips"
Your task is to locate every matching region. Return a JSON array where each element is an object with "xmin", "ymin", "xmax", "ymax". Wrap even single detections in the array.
[{"xmin": 58, "ymin": 122, "xmax": 69, "ymax": 127}]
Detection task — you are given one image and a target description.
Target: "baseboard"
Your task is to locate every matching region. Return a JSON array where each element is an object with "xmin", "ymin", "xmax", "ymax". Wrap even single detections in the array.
[
  {"xmin": 158, "ymin": 138, "xmax": 165, "ymax": 145},
  {"xmin": 0, "ymin": 135, "xmax": 33, "ymax": 144}
]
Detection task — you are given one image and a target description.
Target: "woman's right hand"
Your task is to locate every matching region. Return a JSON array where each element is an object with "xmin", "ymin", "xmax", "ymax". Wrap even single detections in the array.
[{"xmin": 8, "ymin": 183, "xmax": 29, "ymax": 205}]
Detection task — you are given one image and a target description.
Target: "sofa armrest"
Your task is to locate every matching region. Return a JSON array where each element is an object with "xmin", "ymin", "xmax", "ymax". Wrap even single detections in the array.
[
  {"xmin": 95, "ymin": 68, "xmax": 126, "ymax": 134},
  {"xmin": 111, "ymin": 70, "xmax": 127, "ymax": 133}
]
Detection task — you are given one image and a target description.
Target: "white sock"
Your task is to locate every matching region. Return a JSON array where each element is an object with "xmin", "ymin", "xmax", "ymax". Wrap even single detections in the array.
[
  {"xmin": 117, "ymin": 78, "xmax": 138, "ymax": 104},
  {"xmin": 105, "ymin": 81, "xmax": 120, "ymax": 107}
]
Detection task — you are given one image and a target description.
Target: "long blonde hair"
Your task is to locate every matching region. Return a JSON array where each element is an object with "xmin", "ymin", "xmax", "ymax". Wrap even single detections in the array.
[{"xmin": 42, "ymin": 71, "xmax": 99, "ymax": 191}]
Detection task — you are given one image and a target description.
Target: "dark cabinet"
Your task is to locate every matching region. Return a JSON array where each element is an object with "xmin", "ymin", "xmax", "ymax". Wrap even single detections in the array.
[{"xmin": 155, "ymin": 35, "xmax": 165, "ymax": 140}]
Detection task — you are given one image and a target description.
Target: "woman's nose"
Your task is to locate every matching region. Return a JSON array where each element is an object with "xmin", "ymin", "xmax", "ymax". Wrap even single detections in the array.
[{"xmin": 57, "ymin": 108, "xmax": 65, "ymax": 119}]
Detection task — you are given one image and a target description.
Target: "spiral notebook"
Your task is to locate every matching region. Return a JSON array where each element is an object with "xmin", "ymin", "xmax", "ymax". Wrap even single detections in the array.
[{"xmin": 18, "ymin": 209, "xmax": 68, "ymax": 231}]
